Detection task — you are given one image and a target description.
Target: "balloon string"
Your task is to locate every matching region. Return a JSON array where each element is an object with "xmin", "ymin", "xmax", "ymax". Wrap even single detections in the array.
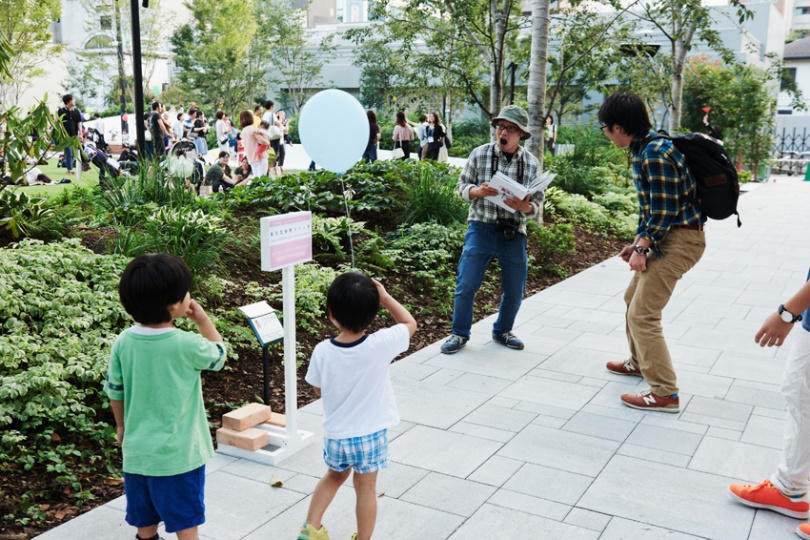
[{"xmin": 338, "ymin": 173, "xmax": 356, "ymax": 269}]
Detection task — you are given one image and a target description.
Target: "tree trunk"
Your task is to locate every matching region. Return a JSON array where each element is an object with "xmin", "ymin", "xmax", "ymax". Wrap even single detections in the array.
[
  {"xmin": 669, "ymin": 37, "xmax": 687, "ymax": 132},
  {"xmin": 525, "ymin": 0, "xmax": 551, "ymax": 163},
  {"xmin": 490, "ymin": 0, "xmax": 505, "ymax": 123}
]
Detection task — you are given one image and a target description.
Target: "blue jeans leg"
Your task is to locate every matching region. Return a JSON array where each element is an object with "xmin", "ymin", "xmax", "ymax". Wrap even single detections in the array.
[
  {"xmin": 64, "ymin": 146, "xmax": 74, "ymax": 171},
  {"xmin": 492, "ymin": 232, "xmax": 528, "ymax": 336},
  {"xmin": 451, "ymin": 222, "xmax": 496, "ymax": 339}
]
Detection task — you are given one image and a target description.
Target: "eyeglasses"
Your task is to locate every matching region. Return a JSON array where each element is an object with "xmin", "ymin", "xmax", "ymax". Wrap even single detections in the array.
[
  {"xmin": 598, "ymin": 124, "xmax": 608, "ymax": 131},
  {"xmin": 495, "ymin": 124, "xmax": 521, "ymax": 134}
]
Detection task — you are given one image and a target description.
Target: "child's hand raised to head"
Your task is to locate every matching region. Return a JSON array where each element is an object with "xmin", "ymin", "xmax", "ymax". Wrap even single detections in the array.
[
  {"xmin": 184, "ymin": 298, "xmax": 209, "ymax": 325},
  {"xmin": 185, "ymin": 298, "xmax": 223, "ymax": 342},
  {"xmin": 371, "ymin": 278, "xmax": 389, "ymax": 301}
]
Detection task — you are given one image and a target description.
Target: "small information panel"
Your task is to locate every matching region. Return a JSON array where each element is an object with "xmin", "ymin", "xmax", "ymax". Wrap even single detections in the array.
[
  {"xmin": 239, "ymin": 301, "xmax": 284, "ymax": 347},
  {"xmin": 260, "ymin": 211, "xmax": 313, "ymax": 271}
]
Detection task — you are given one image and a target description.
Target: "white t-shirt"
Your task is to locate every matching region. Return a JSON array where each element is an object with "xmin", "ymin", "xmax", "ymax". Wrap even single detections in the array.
[{"xmin": 306, "ymin": 324, "xmax": 410, "ymax": 439}]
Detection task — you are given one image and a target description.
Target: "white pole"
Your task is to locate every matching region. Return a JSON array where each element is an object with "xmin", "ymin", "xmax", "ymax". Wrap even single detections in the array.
[{"xmin": 282, "ymin": 265, "xmax": 299, "ymax": 444}]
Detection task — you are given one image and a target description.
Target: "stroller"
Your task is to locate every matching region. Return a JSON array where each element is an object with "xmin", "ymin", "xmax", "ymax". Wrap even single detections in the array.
[
  {"xmin": 83, "ymin": 142, "xmax": 120, "ymax": 189},
  {"xmin": 118, "ymin": 143, "xmax": 140, "ymax": 175},
  {"xmin": 86, "ymin": 127, "xmax": 110, "ymax": 154}
]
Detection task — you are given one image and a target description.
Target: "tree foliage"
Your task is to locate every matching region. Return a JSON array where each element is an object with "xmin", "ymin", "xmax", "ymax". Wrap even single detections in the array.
[
  {"xmin": 682, "ymin": 55, "xmax": 786, "ymax": 180},
  {"xmin": 356, "ymin": 0, "xmax": 527, "ymax": 122},
  {"xmin": 624, "ymin": 0, "xmax": 752, "ymax": 132},
  {"xmin": 170, "ymin": 0, "xmax": 265, "ymax": 114},
  {"xmin": 259, "ymin": 0, "xmax": 337, "ymax": 114},
  {"xmin": 0, "ymin": 0, "xmax": 63, "ymax": 110}
]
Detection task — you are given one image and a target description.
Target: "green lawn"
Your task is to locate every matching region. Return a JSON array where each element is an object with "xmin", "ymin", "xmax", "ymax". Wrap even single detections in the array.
[{"xmin": 15, "ymin": 159, "xmax": 100, "ymax": 197}]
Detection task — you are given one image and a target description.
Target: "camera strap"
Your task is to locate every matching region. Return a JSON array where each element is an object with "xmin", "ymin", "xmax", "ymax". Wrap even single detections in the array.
[{"xmin": 490, "ymin": 144, "xmax": 525, "ymax": 219}]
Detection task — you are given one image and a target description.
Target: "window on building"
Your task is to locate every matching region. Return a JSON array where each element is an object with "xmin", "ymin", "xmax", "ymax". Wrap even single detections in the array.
[
  {"xmin": 781, "ymin": 67, "xmax": 797, "ymax": 91},
  {"xmin": 797, "ymin": 6, "xmax": 810, "ymax": 15},
  {"xmin": 100, "ymin": 15, "xmax": 112, "ymax": 30}
]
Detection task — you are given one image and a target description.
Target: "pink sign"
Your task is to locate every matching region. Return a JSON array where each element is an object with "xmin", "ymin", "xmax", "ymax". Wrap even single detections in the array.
[{"xmin": 260, "ymin": 212, "xmax": 313, "ymax": 271}]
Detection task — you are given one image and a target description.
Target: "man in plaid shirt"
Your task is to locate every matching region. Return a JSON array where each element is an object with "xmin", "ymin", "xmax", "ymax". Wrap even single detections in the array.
[
  {"xmin": 599, "ymin": 92, "xmax": 706, "ymax": 413},
  {"xmin": 440, "ymin": 105, "xmax": 543, "ymax": 355}
]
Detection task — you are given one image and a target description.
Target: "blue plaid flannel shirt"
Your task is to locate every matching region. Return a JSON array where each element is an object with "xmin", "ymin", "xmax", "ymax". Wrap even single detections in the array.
[{"xmin": 630, "ymin": 131, "xmax": 704, "ymax": 256}]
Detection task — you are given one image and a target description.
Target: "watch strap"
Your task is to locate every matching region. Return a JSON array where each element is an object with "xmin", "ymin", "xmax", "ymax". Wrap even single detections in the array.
[{"xmin": 779, "ymin": 304, "xmax": 803, "ymax": 324}]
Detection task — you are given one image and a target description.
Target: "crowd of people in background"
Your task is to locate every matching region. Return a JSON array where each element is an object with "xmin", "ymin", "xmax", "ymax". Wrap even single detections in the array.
[{"xmin": 363, "ymin": 109, "xmax": 450, "ymax": 165}]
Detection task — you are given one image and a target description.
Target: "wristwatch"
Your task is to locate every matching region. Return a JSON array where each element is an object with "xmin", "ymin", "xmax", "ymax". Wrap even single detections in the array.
[
  {"xmin": 778, "ymin": 304, "xmax": 803, "ymax": 324},
  {"xmin": 633, "ymin": 245, "xmax": 650, "ymax": 255}
]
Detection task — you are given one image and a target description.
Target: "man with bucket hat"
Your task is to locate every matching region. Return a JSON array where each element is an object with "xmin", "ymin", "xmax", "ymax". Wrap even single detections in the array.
[{"xmin": 440, "ymin": 105, "xmax": 543, "ymax": 355}]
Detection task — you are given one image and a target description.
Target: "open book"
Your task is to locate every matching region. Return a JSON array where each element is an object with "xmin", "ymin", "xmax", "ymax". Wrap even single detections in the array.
[{"xmin": 485, "ymin": 170, "xmax": 556, "ymax": 213}]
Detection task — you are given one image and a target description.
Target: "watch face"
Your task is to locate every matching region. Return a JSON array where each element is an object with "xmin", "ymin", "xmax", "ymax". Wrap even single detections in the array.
[{"xmin": 781, "ymin": 310, "xmax": 794, "ymax": 323}]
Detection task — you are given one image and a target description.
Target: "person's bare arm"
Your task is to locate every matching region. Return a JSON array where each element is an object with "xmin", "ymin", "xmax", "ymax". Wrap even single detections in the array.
[
  {"xmin": 755, "ymin": 281, "xmax": 810, "ymax": 347},
  {"xmin": 373, "ymin": 279, "xmax": 417, "ymax": 337},
  {"xmin": 185, "ymin": 298, "xmax": 223, "ymax": 342},
  {"xmin": 110, "ymin": 399, "xmax": 125, "ymax": 444}
]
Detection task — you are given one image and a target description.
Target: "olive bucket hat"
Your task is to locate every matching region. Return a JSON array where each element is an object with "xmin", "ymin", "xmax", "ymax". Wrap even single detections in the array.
[{"xmin": 491, "ymin": 105, "xmax": 531, "ymax": 139}]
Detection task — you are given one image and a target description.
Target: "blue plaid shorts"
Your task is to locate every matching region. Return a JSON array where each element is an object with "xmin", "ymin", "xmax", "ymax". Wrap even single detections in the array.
[{"xmin": 323, "ymin": 429, "xmax": 389, "ymax": 474}]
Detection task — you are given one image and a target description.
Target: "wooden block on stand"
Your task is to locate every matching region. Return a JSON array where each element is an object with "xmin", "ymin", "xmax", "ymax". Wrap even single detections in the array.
[
  {"xmin": 216, "ymin": 427, "xmax": 270, "ymax": 451},
  {"xmin": 222, "ymin": 403, "xmax": 273, "ymax": 432},
  {"xmin": 263, "ymin": 412, "xmax": 287, "ymax": 428}
]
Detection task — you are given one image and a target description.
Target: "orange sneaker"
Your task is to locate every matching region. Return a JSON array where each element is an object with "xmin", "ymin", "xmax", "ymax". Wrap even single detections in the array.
[
  {"xmin": 620, "ymin": 390, "xmax": 679, "ymax": 413},
  {"xmin": 798, "ymin": 523, "xmax": 810, "ymax": 539},
  {"xmin": 728, "ymin": 479, "xmax": 809, "ymax": 519}
]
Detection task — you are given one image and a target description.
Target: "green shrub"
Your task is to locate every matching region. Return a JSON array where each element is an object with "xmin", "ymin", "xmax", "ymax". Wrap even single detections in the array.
[
  {"xmin": 381, "ymin": 222, "xmax": 465, "ymax": 314},
  {"xmin": 553, "ymin": 191, "xmax": 635, "ymax": 239},
  {"xmin": 402, "ymin": 163, "xmax": 467, "ymax": 225},
  {"xmin": 0, "ymin": 190, "xmax": 56, "ymax": 240},
  {"xmin": 737, "ymin": 169, "xmax": 753, "ymax": 183},
  {"xmin": 0, "ymin": 239, "xmax": 131, "ymax": 519},
  {"xmin": 265, "ymin": 262, "xmax": 339, "ymax": 336},
  {"xmin": 107, "ymin": 207, "xmax": 232, "ymax": 278},
  {"xmin": 526, "ymin": 221, "xmax": 576, "ymax": 278}
]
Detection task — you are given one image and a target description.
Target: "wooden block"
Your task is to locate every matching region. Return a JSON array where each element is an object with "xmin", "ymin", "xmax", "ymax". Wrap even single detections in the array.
[
  {"xmin": 216, "ymin": 427, "xmax": 270, "ymax": 451},
  {"xmin": 263, "ymin": 412, "xmax": 287, "ymax": 428},
  {"xmin": 222, "ymin": 403, "xmax": 272, "ymax": 431}
]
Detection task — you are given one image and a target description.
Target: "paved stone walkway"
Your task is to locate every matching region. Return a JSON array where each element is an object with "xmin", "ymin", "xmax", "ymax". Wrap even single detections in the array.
[{"xmin": 37, "ymin": 176, "xmax": 810, "ymax": 539}]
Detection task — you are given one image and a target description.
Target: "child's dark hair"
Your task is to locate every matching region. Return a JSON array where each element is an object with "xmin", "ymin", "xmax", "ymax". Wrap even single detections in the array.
[
  {"xmin": 119, "ymin": 253, "xmax": 192, "ymax": 324},
  {"xmin": 598, "ymin": 92, "xmax": 652, "ymax": 136},
  {"xmin": 326, "ymin": 272, "xmax": 379, "ymax": 333}
]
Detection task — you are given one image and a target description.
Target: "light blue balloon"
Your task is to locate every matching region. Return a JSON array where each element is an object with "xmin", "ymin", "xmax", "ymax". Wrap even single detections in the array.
[{"xmin": 299, "ymin": 89, "xmax": 369, "ymax": 174}]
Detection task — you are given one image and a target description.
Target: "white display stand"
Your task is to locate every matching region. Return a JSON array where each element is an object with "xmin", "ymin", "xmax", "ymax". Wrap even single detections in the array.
[{"xmin": 218, "ymin": 212, "xmax": 315, "ymax": 465}]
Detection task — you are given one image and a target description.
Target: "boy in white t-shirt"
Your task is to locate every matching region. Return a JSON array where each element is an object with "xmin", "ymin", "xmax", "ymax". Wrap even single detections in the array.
[{"xmin": 298, "ymin": 272, "xmax": 417, "ymax": 540}]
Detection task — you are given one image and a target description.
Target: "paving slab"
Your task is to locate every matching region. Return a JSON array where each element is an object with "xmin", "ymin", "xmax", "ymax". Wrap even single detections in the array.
[
  {"xmin": 579, "ymin": 455, "xmax": 754, "ymax": 539},
  {"xmin": 36, "ymin": 178, "xmax": 810, "ymax": 540},
  {"xmin": 447, "ymin": 504, "xmax": 599, "ymax": 540}
]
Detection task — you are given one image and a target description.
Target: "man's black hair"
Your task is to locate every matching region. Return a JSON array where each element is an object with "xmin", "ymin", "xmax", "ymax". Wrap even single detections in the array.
[
  {"xmin": 263, "ymin": 99, "xmax": 274, "ymax": 110},
  {"xmin": 62, "ymin": 94, "xmax": 73, "ymax": 105},
  {"xmin": 326, "ymin": 272, "xmax": 379, "ymax": 333},
  {"xmin": 218, "ymin": 151, "xmax": 229, "ymax": 159},
  {"xmin": 151, "ymin": 102, "xmax": 162, "ymax": 111},
  {"xmin": 119, "ymin": 253, "xmax": 193, "ymax": 325},
  {"xmin": 598, "ymin": 92, "xmax": 652, "ymax": 136},
  {"xmin": 177, "ymin": 113, "xmax": 183, "ymax": 121}
]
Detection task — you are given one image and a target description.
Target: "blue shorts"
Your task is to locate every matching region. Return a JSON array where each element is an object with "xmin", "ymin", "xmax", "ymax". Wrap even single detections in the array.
[
  {"xmin": 123, "ymin": 465, "xmax": 206, "ymax": 533},
  {"xmin": 323, "ymin": 429, "xmax": 389, "ymax": 474}
]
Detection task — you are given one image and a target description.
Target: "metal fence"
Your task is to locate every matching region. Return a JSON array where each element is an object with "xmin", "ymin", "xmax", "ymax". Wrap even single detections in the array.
[{"xmin": 773, "ymin": 127, "xmax": 810, "ymax": 176}]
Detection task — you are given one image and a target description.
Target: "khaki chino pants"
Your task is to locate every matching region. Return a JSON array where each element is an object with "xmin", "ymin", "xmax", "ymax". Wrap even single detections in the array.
[{"xmin": 625, "ymin": 228, "xmax": 706, "ymax": 396}]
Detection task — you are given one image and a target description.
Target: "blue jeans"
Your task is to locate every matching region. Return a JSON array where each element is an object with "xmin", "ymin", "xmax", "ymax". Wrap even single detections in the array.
[
  {"xmin": 362, "ymin": 145, "xmax": 377, "ymax": 163},
  {"xmin": 64, "ymin": 146, "xmax": 75, "ymax": 171},
  {"xmin": 451, "ymin": 220, "xmax": 528, "ymax": 339}
]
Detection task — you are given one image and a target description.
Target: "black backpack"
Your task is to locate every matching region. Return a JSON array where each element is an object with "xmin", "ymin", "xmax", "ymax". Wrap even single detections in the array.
[{"xmin": 644, "ymin": 132, "xmax": 741, "ymax": 227}]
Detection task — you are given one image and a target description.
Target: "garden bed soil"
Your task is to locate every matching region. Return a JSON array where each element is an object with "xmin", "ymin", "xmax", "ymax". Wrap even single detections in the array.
[{"xmin": 1, "ymin": 227, "xmax": 623, "ymax": 539}]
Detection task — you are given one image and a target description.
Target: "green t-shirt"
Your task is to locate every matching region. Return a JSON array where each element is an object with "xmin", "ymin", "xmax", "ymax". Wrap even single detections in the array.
[{"xmin": 104, "ymin": 326, "xmax": 227, "ymax": 476}]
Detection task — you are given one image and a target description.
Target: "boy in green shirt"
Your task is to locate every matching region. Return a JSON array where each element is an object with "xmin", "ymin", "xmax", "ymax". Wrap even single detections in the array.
[{"xmin": 104, "ymin": 253, "xmax": 227, "ymax": 540}]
